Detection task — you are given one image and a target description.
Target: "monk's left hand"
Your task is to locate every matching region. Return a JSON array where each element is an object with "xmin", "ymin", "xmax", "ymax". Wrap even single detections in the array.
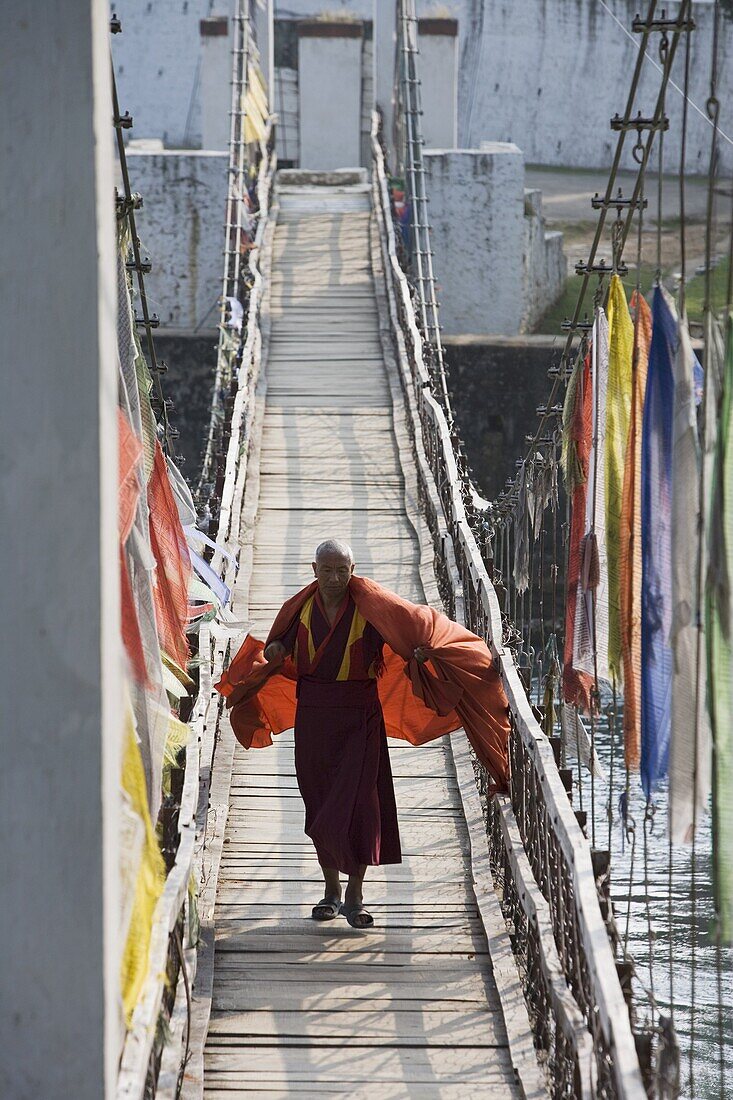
[{"xmin": 413, "ymin": 646, "xmax": 429, "ymax": 665}]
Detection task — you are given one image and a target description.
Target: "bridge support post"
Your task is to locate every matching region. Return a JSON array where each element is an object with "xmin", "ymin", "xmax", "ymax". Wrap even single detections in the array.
[
  {"xmin": 417, "ymin": 17, "xmax": 459, "ymax": 149},
  {"xmin": 200, "ymin": 15, "xmax": 232, "ymax": 151},
  {"xmin": 0, "ymin": 2, "xmax": 124, "ymax": 1096},
  {"xmin": 298, "ymin": 20, "xmax": 364, "ymax": 170}
]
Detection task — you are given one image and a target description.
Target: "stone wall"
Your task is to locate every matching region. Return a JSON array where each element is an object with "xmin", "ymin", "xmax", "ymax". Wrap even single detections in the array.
[
  {"xmin": 444, "ymin": 336, "xmax": 563, "ymax": 499},
  {"xmin": 155, "ymin": 334, "xmax": 218, "ymax": 482}
]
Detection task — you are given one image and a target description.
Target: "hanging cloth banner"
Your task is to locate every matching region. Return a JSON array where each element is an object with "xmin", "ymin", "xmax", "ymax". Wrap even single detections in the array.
[
  {"xmin": 184, "ymin": 524, "xmax": 238, "ymax": 566},
  {"xmin": 244, "ymin": 61, "xmax": 268, "ymax": 145},
  {"xmin": 573, "ymin": 307, "xmax": 611, "ymax": 687},
  {"xmin": 189, "ymin": 547, "xmax": 232, "ymax": 608},
  {"xmin": 148, "ymin": 441, "xmax": 192, "ymax": 670},
  {"xmin": 561, "ymin": 347, "xmax": 595, "ymax": 711},
  {"xmin": 620, "ymin": 291, "xmax": 653, "ymax": 767},
  {"xmin": 641, "ymin": 285, "xmax": 677, "ymax": 799},
  {"xmin": 606, "ymin": 274, "xmax": 635, "ymax": 682},
  {"xmin": 706, "ymin": 311, "xmax": 733, "ymax": 940},
  {"xmin": 669, "ymin": 311, "xmax": 709, "ymax": 842},
  {"xmin": 119, "ymin": 705, "xmax": 166, "ymax": 1025}
]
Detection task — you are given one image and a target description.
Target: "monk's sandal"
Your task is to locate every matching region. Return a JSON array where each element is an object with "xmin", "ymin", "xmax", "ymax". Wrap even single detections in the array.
[
  {"xmin": 311, "ymin": 896, "xmax": 341, "ymax": 921},
  {"xmin": 342, "ymin": 903, "xmax": 374, "ymax": 929}
]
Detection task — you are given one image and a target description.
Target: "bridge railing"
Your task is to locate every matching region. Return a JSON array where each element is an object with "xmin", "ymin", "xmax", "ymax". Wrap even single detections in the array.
[
  {"xmin": 371, "ymin": 113, "xmax": 646, "ymax": 1100},
  {"xmin": 116, "ymin": 119, "xmax": 276, "ymax": 1100}
]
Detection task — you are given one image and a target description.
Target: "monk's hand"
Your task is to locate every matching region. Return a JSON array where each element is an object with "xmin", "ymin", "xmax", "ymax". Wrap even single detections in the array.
[
  {"xmin": 413, "ymin": 646, "xmax": 429, "ymax": 665},
  {"xmin": 264, "ymin": 640, "xmax": 287, "ymax": 665}
]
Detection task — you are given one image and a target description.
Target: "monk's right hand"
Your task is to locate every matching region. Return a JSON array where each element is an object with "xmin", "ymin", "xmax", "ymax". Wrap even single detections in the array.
[{"xmin": 263, "ymin": 640, "xmax": 287, "ymax": 664}]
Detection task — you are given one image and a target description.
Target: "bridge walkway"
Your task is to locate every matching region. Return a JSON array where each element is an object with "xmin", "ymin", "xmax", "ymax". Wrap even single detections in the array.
[{"xmin": 202, "ymin": 179, "xmax": 529, "ymax": 1098}]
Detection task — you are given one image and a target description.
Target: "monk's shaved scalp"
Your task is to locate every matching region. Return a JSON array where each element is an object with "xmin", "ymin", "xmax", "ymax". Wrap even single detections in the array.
[{"xmin": 314, "ymin": 539, "xmax": 354, "ymax": 564}]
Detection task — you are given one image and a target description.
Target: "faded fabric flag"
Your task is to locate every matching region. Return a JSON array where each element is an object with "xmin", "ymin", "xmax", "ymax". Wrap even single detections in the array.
[
  {"xmin": 562, "ymin": 347, "xmax": 595, "ymax": 712},
  {"xmin": 706, "ymin": 311, "xmax": 733, "ymax": 940},
  {"xmin": 641, "ymin": 285, "xmax": 677, "ymax": 799},
  {"xmin": 606, "ymin": 274, "xmax": 635, "ymax": 683},
  {"xmin": 574, "ymin": 308, "xmax": 611, "ymax": 687},
  {"xmin": 620, "ymin": 291, "xmax": 652, "ymax": 768},
  {"xmin": 669, "ymin": 312, "xmax": 709, "ymax": 843}
]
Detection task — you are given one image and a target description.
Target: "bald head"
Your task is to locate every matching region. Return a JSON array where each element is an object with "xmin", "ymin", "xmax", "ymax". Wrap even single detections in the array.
[{"xmin": 312, "ymin": 539, "xmax": 355, "ymax": 602}]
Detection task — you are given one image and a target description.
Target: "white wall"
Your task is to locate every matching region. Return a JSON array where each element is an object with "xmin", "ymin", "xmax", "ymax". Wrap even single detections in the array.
[
  {"xmin": 110, "ymin": 0, "xmax": 733, "ymax": 172},
  {"xmin": 0, "ymin": 1, "xmax": 124, "ymax": 1094},
  {"xmin": 127, "ymin": 150, "xmax": 228, "ymax": 332},
  {"xmin": 522, "ymin": 189, "xmax": 567, "ymax": 331},
  {"xmin": 424, "ymin": 145, "xmax": 526, "ymax": 336},
  {"xmin": 455, "ymin": 0, "xmax": 733, "ymax": 175},
  {"xmin": 113, "ymin": 0, "xmax": 224, "ymax": 148},
  {"xmin": 270, "ymin": 0, "xmax": 733, "ymax": 175}
]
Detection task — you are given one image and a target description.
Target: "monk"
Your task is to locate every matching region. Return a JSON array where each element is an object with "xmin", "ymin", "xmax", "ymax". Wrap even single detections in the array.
[{"xmin": 216, "ymin": 539, "xmax": 511, "ymax": 929}]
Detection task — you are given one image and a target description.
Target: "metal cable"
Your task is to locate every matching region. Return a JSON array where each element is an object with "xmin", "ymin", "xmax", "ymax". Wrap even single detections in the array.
[
  {"xmin": 197, "ymin": 0, "xmax": 252, "ymax": 500},
  {"xmin": 397, "ymin": 0, "xmax": 453, "ymax": 422},
  {"xmin": 110, "ymin": 49, "xmax": 174, "ymax": 457}
]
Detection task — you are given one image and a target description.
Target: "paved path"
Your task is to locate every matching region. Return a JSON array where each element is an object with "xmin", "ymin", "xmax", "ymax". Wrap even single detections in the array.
[{"xmin": 202, "ymin": 180, "xmax": 525, "ymax": 1098}]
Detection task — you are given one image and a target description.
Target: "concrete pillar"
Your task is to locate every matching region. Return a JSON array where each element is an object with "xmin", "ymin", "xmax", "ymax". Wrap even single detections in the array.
[
  {"xmin": 424, "ymin": 145, "xmax": 525, "ymax": 336},
  {"xmin": 417, "ymin": 17, "xmax": 458, "ymax": 150},
  {"xmin": 298, "ymin": 20, "xmax": 363, "ymax": 170},
  {"xmin": 374, "ymin": 0, "xmax": 398, "ymax": 162},
  {"xmin": 200, "ymin": 15, "xmax": 231, "ymax": 151},
  {"xmin": 0, "ymin": 1, "xmax": 123, "ymax": 1097},
  {"xmin": 253, "ymin": 0, "xmax": 275, "ymax": 115}
]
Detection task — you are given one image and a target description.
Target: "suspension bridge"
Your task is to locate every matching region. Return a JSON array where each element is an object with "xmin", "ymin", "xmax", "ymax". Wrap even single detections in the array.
[{"xmin": 3, "ymin": 1, "xmax": 732, "ymax": 1098}]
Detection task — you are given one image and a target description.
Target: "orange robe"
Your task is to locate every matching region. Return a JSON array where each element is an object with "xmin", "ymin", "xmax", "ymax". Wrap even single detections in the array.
[{"xmin": 215, "ymin": 575, "xmax": 511, "ymax": 789}]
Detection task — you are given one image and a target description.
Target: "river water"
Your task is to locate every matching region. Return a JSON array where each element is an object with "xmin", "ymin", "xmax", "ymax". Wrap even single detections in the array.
[{"xmin": 566, "ymin": 702, "xmax": 733, "ymax": 1098}]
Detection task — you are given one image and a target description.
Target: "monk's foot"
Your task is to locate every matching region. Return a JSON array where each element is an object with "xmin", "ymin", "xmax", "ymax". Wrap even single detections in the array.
[
  {"xmin": 342, "ymin": 897, "xmax": 374, "ymax": 929},
  {"xmin": 311, "ymin": 895, "xmax": 341, "ymax": 921}
]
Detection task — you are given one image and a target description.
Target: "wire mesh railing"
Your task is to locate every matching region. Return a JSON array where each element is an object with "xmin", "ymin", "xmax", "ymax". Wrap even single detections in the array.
[{"xmin": 372, "ymin": 113, "xmax": 646, "ymax": 1097}]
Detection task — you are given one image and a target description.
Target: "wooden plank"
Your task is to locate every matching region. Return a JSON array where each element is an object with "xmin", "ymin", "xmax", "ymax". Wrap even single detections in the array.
[
  {"xmin": 213, "ymin": 929, "xmax": 488, "ymax": 953},
  {"xmin": 206, "ymin": 1007, "xmax": 507, "ymax": 1044},
  {"xmin": 203, "ymin": 1046, "xmax": 516, "ymax": 1081},
  {"xmin": 211, "ymin": 977, "xmax": 499, "ymax": 1012}
]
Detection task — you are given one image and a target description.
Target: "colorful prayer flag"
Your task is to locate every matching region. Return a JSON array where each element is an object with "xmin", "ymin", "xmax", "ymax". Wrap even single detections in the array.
[
  {"xmin": 641, "ymin": 286, "xmax": 677, "ymax": 799},
  {"xmin": 706, "ymin": 311, "xmax": 733, "ymax": 939},
  {"xmin": 606, "ymin": 274, "xmax": 635, "ymax": 683}
]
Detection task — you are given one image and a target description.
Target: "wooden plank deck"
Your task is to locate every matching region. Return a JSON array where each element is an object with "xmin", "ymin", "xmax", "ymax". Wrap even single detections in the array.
[{"xmin": 203, "ymin": 181, "xmax": 526, "ymax": 1097}]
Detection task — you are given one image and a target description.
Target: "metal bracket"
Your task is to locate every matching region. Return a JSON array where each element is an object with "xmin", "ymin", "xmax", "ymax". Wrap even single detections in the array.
[
  {"xmin": 575, "ymin": 259, "xmax": 628, "ymax": 278},
  {"xmin": 610, "ymin": 112, "xmax": 669, "ymax": 133},
  {"xmin": 592, "ymin": 189, "xmax": 648, "ymax": 212},
  {"xmin": 631, "ymin": 15, "xmax": 695, "ymax": 33}
]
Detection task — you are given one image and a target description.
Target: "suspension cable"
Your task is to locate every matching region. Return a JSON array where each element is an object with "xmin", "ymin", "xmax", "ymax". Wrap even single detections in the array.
[{"xmin": 110, "ymin": 45, "xmax": 175, "ymax": 457}]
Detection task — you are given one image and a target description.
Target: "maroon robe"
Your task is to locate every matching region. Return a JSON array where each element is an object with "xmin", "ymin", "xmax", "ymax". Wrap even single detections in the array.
[{"xmin": 276, "ymin": 589, "xmax": 401, "ymax": 876}]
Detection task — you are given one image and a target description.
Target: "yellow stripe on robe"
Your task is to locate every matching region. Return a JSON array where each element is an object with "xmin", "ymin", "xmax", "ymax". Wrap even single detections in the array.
[
  {"xmin": 336, "ymin": 607, "xmax": 368, "ymax": 681},
  {"xmin": 295, "ymin": 595, "xmax": 316, "ymax": 667}
]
